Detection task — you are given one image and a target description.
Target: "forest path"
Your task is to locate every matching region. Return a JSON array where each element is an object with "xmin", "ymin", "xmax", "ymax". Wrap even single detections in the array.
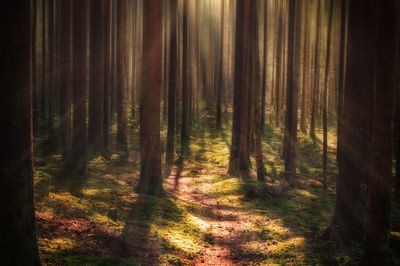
[{"xmin": 165, "ymin": 158, "xmax": 270, "ymax": 265}]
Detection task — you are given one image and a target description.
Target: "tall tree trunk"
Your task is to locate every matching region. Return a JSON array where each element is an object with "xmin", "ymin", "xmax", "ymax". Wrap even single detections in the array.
[
  {"xmin": 250, "ymin": 0, "xmax": 265, "ymax": 181},
  {"xmin": 337, "ymin": 0, "xmax": 348, "ymax": 162},
  {"xmin": 181, "ymin": 0, "xmax": 190, "ymax": 154},
  {"xmin": 103, "ymin": 0, "xmax": 111, "ymax": 151},
  {"xmin": 310, "ymin": 0, "xmax": 321, "ymax": 139},
  {"xmin": 283, "ymin": 0, "xmax": 298, "ymax": 176},
  {"xmin": 89, "ymin": 0, "xmax": 105, "ymax": 155},
  {"xmin": 116, "ymin": 0, "xmax": 130, "ymax": 160},
  {"xmin": 228, "ymin": 0, "xmax": 251, "ymax": 176},
  {"xmin": 31, "ymin": 0, "xmax": 38, "ymax": 137},
  {"xmin": 41, "ymin": 0, "xmax": 47, "ymax": 121},
  {"xmin": 0, "ymin": 2, "xmax": 40, "ymax": 264},
  {"xmin": 361, "ymin": 1, "xmax": 397, "ymax": 263},
  {"xmin": 137, "ymin": 0, "xmax": 163, "ymax": 196},
  {"xmin": 275, "ymin": 2, "xmax": 283, "ymax": 129},
  {"xmin": 64, "ymin": 0, "xmax": 88, "ymax": 174},
  {"xmin": 216, "ymin": 0, "xmax": 225, "ymax": 131},
  {"xmin": 328, "ymin": 0, "xmax": 375, "ymax": 249},
  {"xmin": 166, "ymin": 0, "xmax": 178, "ymax": 164},
  {"xmin": 260, "ymin": 0, "xmax": 268, "ymax": 135},
  {"xmin": 300, "ymin": 0, "xmax": 309, "ymax": 133},
  {"xmin": 59, "ymin": 0, "xmax": 72, "ymax": 161},
  {"xmin": 48, "ymin": 0, "xmax": 54, "ymax": 129},
  {"xmin": 322, "ymin": 0, "xmax": 334, "ymax": 190}
]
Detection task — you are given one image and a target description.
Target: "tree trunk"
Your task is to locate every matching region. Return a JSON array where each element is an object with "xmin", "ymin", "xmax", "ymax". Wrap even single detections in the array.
[
  {"xmin": 322, "ymin": 0, "xmax": 334, "ymax": 190},
  {"xmin": 48, "ymin": 0, "xmax": 55, "ymax": 129},
  {"xmin": 300, "ymin": 0, "xmax": 309, "ymax": 133},
  {"xmin": 0, "ymin": 2, "xmax": 40, "ymax": 263},
  {"xmin": 104, "ymin": 0, "xmax": 111, "ymax": 151},
  {"xmin": 275, "ymin": 2, "xmax": 283, "ymax": 129},
  {"xmin": 250, "ymin": 0, "xmax": 265, "ymax": 181},
  {"xmin": 283, "ymin": 0, "xmax": 298, "ymax": 177},
  {"xmin": 228, "ymin": 0, "xmax": 251, "ymax": 176},
  {"xmin": 137, "ymin": 0, "xmax": 163, "ymax": 196},
  {"xmin": 59, "ymin": 0, "xmax": 72, "ymax": 161},
  {"xmin": 166, "ymin": 0, "xmax": 178, "ymax": 164},
  {"xmin": 310, "ymin": 0, "xmax": 321, "ymax": 139},
  {"xmin": 360, "ymin": 1, "xmax": 397, "ymax": 263},
  {"xmin": 116, "ymin": 0, "xmax": 130, "ymax": 160},
  {"xmin": 181, "ymin": 0, "xmax": 190, "ymax": 154},
  {"xmin": 328, "ymin": 0, "xmax": 375, "ymax": 249},
  {"xmin": 216, "ymin": 0, "xmax": 225, "ymax": 131},
  {"xmin": 260, "ymin": 0, "xmax": 268, "ymax": 135},
  {"xmin": 41, "ymin": 0, "xmax": 47, "ymax": 121},
  {"xmin": 64, "ymin": 0, "xmax": 88, "ymax": 174},
  {"xmin": 31, "ymin": 0, "xmax": 38, "ymax": 137}
]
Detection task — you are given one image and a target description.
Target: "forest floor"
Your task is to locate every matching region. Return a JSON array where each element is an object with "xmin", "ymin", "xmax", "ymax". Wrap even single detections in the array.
[{"xmin": 34, "ymin": 108, "xmax": 400, "ymax": 265}]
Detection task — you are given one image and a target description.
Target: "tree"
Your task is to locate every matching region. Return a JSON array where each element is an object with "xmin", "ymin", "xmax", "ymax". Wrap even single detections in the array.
[
  {"xmin": 104, "ymin": 0, "xmax": 112, "ymax": 151},
  {"xmin": 216, "ymin": 0, "xmax": 225, "ymax": 131},
  {"xmin": 116, "ymin": 0, "xmax": 130, "ymax": 160},
  {"xmin": 260, "ymin": 0, "xmax": 268, "ymax": 134},
  {"xmin": 328, "ymin": 0, "xmax": 375, "ymax": 249},
  {"xmin": 166, "ymin": 0, "xmax": 178, "ymax": 164},
  {"xmin": 250, "ymin": 0, "xmax": 265, "ymax": 181},
  {"xmin": 137, "ymin": 0, "xmax": 163, "ymax": 196},
  {"xmin": 274, "ymin": 2, "xmax": 284, "ymax": 129},
  {"xmin": 0, "ymin": 1, "xmax": 40, "ymax": 264},
  {"xmin": 322, "ymin": 0, "xmax": 334, "ymax": 189},
  {"xmin": 300, "ymin": 0, "xmax": 309, "ymax": 133},
  {"xmin": 228, "ymin": 0, "xmax": 251, "ymax": 176},
  {"xmin": 59, "ymin": 0, "xmax": 72, "ymax": 161},
  {"xmin": 48, "ymin": 0, "xmax": 55, "ymax": 130},
  {"xmin": 283, "ymin": 0, "xmax": 298, "ymax": 176},
  {"xmin": 181, "ymin": 0, "xmax": 190, "ymax": 154},
  {"xmin": 64, "ymin": 0, "xmax": 88, "ymax": 174},
  {"xmin": 31, "ymin": 0, "xmax": 38, "ymax": 136},
  {"xmin": 89, "ymin": 0, "xmax": 106, "ymax": 155},
  {"xmin": 360, "ymin": 1, "xmax": 397, "ymax": 263}
]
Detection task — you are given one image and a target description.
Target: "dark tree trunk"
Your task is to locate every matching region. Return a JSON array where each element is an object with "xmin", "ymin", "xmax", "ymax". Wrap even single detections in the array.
[
  {"xmin": 310, "ymin": 0, "xmax": 321, "ymax": 139},
  {"xmin": 322, "ymin": 0, "xmax": 334, "ymax": 190},
  {"xmin": 181, "ymin": 0, "xmax": 189, "ymax": 154},
  {"xmin": 283, "ymin": 0, "xmax": 298, "ymax": 176},
  {"xmin": 59, "ymin": 0, "xmax": 72, "ymax": 161},
  {"xmin": 48, "ymin": 0, "xmax": 55, "ymax": 129},
  {"xmin": 250, "ymin": 0, "xmax": 265, "ymax": 181},
  {"xmin": 328, "ymin": 0, "xmax": 375, "ymax": 249},
  {"xmin": 228, "ymin": 0, "xmax": 250, "ymax": 176},
  {"xmin": 116, "ymin": 0, "xmax": 130, "ymax": 160},
  {"xmin": 360, "ymin": 1, "xmax": 397, "ymax": 264},
  {"xmin": 300, "ymin": 1, "xmax": 309, "ymax": 133},
  {"xmin": 104, "ymin": 0, "xmax": 111, "ymax": 151},
  {"xmin": 337, "ymin": 0, "xmax": 348, "ymax": 163},
  {"xmin": 64, "ymin": 0, "xmax": 88, "ymax": 174},
  {"xmin": 275, "ymin": 2, "xmax": 283, "ymax": 129},
  {"xmin": 41, "ymin": 0, "xmax": 47, "ymax": 121},
  {"xmin": 166, "ymin": 0, "xmax": 178, "ymax": 164},
  {"xmin": 31, "ymin": 0, "xmax": 38, "ymax": 137},
  {"xmin": 216, "ymin": 0, "xmax": 225, "ymax": 131},
  {"xmin": 89, "ymin": 0, "xmax": 105, "ymax": 155},
  {"xmin": 0, "ymin": 2, "xmax": 40, "ymax": 264},
  {"xmin": 137, "ymin": 0, "xmax": 163, "ymax": 196}
]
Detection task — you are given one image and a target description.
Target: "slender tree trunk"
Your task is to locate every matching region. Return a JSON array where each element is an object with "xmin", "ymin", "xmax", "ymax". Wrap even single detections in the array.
[
  {"xmin": 283, "ymin": 0, "xmax": 298, "ymax": 176},
  {"xmin": 275, "ymin": 2, "xmax": 283, "ymax": 129},
  {"xmin": 337, "ymin": 0, "xmax": 348, "ymax": 162},
  {"xmin": 216, "ymin": 0, "xmax": 225, "ymax": 131},
  {"xmin": 228, "ymin": 0, "xmax": 251, "ymax": 176},
  {"xmin": 64, "ymin": 0, "xmax": 88, "ymax": 174},
  {"xmin": 0, "ymin": 2, "xmax": 40, "ymax": 264},
  {"xmin": 31, "ymin": 0, "xmax": 38, "ymax": 137},
  {"xmin": 322, "ymin": 0, "xmax": 334, "ymax": 190},
  {"xmin": 137, "ymin": 0, "xmax": 163, "ymax": 196},
  {"xmin": 166, "ymin": 0, "xmax": 178, "ymax": 164},
  {"xmin": 181, "ymin": 0, "xmax": 190, "ymax": 154},
  {"xmin": 361, "ymin": 1, "xmax": 397, "ymax": 263},
  {"xmin": 310, "ymin": 0, "xmax": 321, "ymax": 139},
  {"xmin": 261, "ymin": 0, "xmax": 268, "ymax": 135},
  {"xmin": 300, "ymin": 0, "xmax": 309, "ymax": 133},
  {"xmin": 117, "ymin": 0, "xmax": 130, "ymax": 160},
  {"xmin": 59, "ymin": 0, "xmax": 72, "ymax": 161},
  {"xmin": 328, "ymin": 0, "xmax": 375, "ymax": 249},
  {"xmin": 48, "ymin": 0, "xmax": 54, "ymax": 129},
  {"xmin": 41, "ymin": 0, "xmax": 47, "ymax": 121},
  {"xmin": 103, "ymin": 0, "xmax": 111, "ymax": 151}
]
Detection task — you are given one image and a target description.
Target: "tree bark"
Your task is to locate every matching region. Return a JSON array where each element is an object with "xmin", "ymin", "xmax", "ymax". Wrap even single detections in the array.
[
  {"xmin": 104, "ymin": 0, "xmax": 112, "ymax": 151},
  {"xmin": 166, "ymin": 0, "xmax": 178, "ymax": 164},
  {"xmin": 181, "ymin": 0, "xmax": 190, "ymax": 154},
  {"xmin": 360, "ymin": 1, "xmax": 397, "ymax": 264},
  {"xmin": 64, "ymin": 0, "xmax": 88, "ymax": 174},
  {"xmin": 0, "ymin": 2, "xmax": 40, "ymax": 263},
  {"xmin": 260, "ymin": 0, "xmax": 268, "ymax": 135},
  {"xmin": 216, "ymin": 0, "xmax": 225, "ymax": 131},
  {"xmin": 137, "ymin": 0, "xmax": 163, "ymax": 196},
  {"xmin": 116, "ymin": 0, "xmax": 130, "ymax": 160},
  {"xmin": 328, "ymin": 0, "xmax": 375, "ymax": 249}
]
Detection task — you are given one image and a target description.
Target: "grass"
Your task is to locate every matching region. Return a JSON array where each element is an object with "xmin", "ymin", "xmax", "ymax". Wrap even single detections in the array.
[{"xmin": 34, "ymin": 105, "xmax": 399, "ymax": 265}]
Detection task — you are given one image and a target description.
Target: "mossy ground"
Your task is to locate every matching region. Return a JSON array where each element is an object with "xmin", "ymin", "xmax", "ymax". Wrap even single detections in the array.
[{"xmin": 35, "ymin": 106, "xmax": 400, "ymax": 265}]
